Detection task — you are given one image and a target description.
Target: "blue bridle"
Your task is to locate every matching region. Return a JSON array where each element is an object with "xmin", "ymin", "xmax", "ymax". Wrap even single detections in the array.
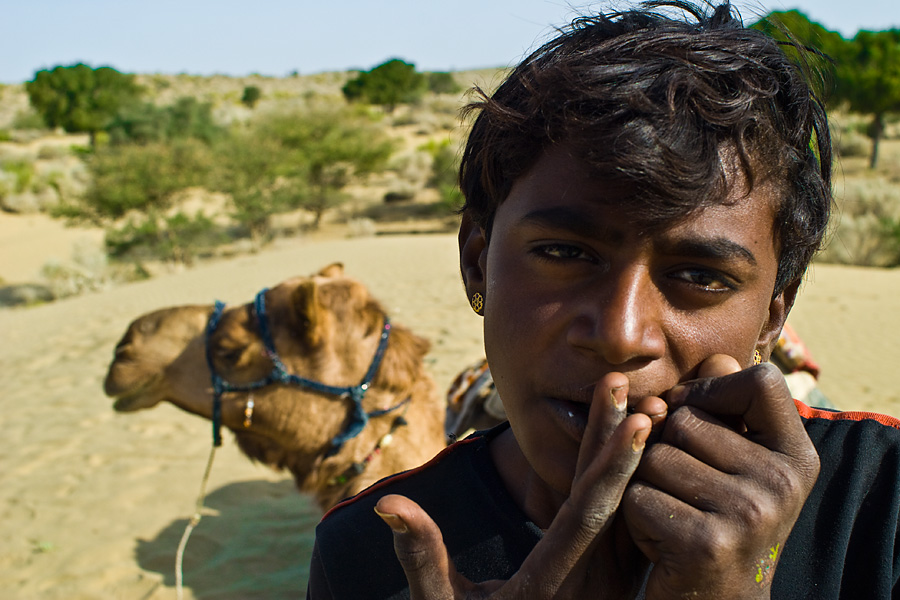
[{"xmin": 204, "ymin": 288, "xmax": 401, "ymax": 454}]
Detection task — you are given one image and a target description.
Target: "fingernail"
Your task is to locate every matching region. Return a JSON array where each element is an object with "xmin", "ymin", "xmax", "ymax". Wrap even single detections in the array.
[
  {"xmin": 374, "ymin": 507, "xmax": 408, "ymax": 534},
  {"xmin": 611, "ymin": 385, "xmax": 627, "ymax": 412},
  {"xmin": 632, "ymin": 428, "xmax": 650, "ymax": 452},
  {"xmin": 667, "ymin": 384, "xmax": 689, "ymax": 408}
]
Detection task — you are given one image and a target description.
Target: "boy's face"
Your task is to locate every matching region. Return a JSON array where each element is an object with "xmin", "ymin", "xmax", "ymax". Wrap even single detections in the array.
[{"xmin": 471, "ymin": 144, "xmax": 791, "ymax": 500}]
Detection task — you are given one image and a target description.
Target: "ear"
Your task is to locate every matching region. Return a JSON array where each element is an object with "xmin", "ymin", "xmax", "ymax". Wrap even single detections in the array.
[
  {"xmin": 459, "ymin": 212, "xmax": 488, "ymax": 299},
  {"xmin": 316, "ymin": 263, "xmax": 344, "ymax": 278},
  {"xmin": 757, "ymin": 279, "xmax": 801, "ymax": 358},
  {"xmin": 291, "ymin": 280, "xmax": 322, "ymax": 346}
]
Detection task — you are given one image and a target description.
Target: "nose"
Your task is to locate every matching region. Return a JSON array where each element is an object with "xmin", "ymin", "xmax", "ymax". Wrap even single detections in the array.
[{"xmin": 566, "ymin": 267, "xmax": 666, "ymax": 366}]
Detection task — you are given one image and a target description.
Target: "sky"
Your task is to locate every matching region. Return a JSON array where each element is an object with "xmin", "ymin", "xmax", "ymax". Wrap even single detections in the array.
[{"xmin": 2, "ymin": 0, "xmax": 898, "ymax": 84}]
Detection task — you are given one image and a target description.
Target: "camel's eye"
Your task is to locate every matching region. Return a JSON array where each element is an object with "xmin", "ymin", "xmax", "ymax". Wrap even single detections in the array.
[{"xmin": 215, "ymin": 344, "xmax": 244, "ymax": 365}]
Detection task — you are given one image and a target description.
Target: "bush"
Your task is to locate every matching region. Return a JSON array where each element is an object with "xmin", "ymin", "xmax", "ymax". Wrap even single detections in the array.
[
  {"xmin": 106, "ymin": 97, "xmax": 223, "ymax": 146},
  {"xmin": 12, "ymin": 108, "xmax": 51, "ymax": 131},
  {"xmin": 426, "ymin": 72, "xmax": 461, "ymax": 94},
  {"xmin": 0, "ymin": 160, "xmax": 35, "ymax": 193},
  {"xmin": 81, "ymin": 139, "xmax": 215, "ymax": 221},
  {"xmin": 105, "ymin": 211, "xmax": 227, "ymax": 265},
  {"xmin": 241, "ymin": 85, "xmax": 262, "ymax": 108},
  {"xmin": 818, "ymin": 177, "xmax": 900, "ymax": 267},
  {"xmin": 422, "ymin": 139, "xmax": 463, "ymax": 210},
  {"xmin": 224, "ymin": 106, "xmax": 393, "ymax": 228}
]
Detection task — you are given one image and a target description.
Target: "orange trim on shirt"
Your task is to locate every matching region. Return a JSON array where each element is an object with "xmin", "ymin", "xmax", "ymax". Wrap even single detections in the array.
[{"xmin": 795, "ymin": 399, "xmax": 900, "ymax": 430}]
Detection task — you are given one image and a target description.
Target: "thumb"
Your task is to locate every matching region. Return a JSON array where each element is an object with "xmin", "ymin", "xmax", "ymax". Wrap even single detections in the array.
[{"xmin": 375, "ymin": 494, "xmax": 467, "ymax": 600}]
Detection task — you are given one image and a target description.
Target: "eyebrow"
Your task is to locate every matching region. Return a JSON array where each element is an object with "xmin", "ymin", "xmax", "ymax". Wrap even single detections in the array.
[
  {"xmin": 662, "ymin": 238, "xmax": 758, "ymax": 266},
  {"xmin": 521, "ymin": 207, "xmax": 757, "ymax": 265},
  {"xmin": 519, "ymin": 207, "xmax": 624, "ymax": 245}
]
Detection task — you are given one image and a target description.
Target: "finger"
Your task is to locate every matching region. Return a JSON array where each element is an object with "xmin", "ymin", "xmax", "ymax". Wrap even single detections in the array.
[
  {"xmin": 667, "ymin": 361, "xmax": 807, "ymax": 455},
  {"xmin": 574, "ymin": 373, "xmax": 629, "ymax": 481},
  {"xmin": 637, "ymin": 424, "xmax": 765, "ymax": 511},
  {"xmin": 632, "ymin": 395, "xmax": 667, "ymax": 442},
  {"xmin": 506, "ymin": 413, "xmax": 651, "ymax": 597},
  {"xmin": 375, "ymin": 495, "xmax": 467, "ymax": 600},
  {"xmin": 695, "ymin": 353, "xmax": 741, "ymax": 378},
  {"xmin": 653, "ymin": 405, "xmax": 770, "ymax": 474}
]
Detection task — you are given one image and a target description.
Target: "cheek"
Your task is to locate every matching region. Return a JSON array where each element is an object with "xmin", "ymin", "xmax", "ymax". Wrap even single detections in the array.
[{"xmin": 668, "ymin": 301, "xmax": 767, "ymax": 369}]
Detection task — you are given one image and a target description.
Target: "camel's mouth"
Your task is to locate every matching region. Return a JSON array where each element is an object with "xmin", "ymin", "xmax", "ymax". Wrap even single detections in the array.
[{"xmin": 107, "ymin": 375, "xmax": 164, "ymax": 412}]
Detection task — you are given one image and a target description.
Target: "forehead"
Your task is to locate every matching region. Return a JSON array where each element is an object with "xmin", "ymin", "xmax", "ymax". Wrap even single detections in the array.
[{"xmin": 502, "ymin": 144, "xmax": 781, "ymax": 243}]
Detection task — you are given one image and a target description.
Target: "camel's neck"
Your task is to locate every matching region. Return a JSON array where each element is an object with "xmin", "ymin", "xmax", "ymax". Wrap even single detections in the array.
[{"xmin": 301, "ymin": 378, "xmax": 446, "ymax": 511}]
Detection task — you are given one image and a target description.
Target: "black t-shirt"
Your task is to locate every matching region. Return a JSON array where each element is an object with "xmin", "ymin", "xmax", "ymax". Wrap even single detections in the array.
[{"xmin": 309, "ymin": 403, "xmax": 900, "ymax": 599}]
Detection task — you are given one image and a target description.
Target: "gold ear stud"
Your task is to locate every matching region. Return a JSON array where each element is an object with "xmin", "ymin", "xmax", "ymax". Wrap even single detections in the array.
[
  {"xmin": 754, "ymin": 350, "xmax": 762, "ymax": 365},
  {"xmin": 470, "ymin": 292, "xmax": 484, "ymax": 314}
]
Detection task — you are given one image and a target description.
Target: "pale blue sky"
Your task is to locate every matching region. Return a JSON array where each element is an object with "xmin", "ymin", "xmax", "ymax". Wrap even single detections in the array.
[{"xmin": 2, "ymin": 0, "xmax": 898, "ymax": 84}]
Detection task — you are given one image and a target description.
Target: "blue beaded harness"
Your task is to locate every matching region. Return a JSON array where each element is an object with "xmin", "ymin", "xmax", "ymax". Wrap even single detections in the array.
[{"xmin": 204, "ymin": 288, "xmax": 407, "ymax": 454}]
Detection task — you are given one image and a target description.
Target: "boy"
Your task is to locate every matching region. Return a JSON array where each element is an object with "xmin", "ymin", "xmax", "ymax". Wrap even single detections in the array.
[{"xmin": 309, "ymin": 2, "xmax": 900, "ymax": 598}]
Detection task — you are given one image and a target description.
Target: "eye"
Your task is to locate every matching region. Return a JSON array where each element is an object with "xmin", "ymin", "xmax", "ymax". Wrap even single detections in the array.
[
  {"xmin": 671, "ymin": 268, "xmax": 735, "ymax": 291},
  {"xmin": 533, "ymin": 243, "xmax": 594, "ymax": 262},
  {"xmin": 215, "ymin": 344, "xmax": 245, "ymax": 365}
]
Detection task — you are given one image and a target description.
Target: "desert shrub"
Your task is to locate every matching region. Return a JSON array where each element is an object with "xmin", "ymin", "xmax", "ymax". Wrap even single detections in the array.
[
  {"xmin": 422, "ymin": 139, "xmax": 463, "ymax": 210},
  {"xmin": 834, "ymin": 128, "xmax": 870, "ymax": 158},
  {"xmin": 241, "ymin": 85, "xmax": 262, "ymax": 108},
  {"xmin": 0, "ymin": 130, "xmax": 10, "ymax": 142},
  {"xmin": 36, "ymin": 144, "xmax": 71, "ymax": 159},
  {"xmin": 818, "ymin": 177, "xmax": 900, "ymax": 266},
  {"xmin": 105, "ymin": 211, "xmax": 226, "ymax": 266},
  {"xmin": 12, "ymin": 108, "xmax": 50, "ymax": 131},
  {"xmin": 426, "ymin": 72, "xmax": 461, "ymax": 94},
  {"xmin": 91, "ymin": 139, "xmax": 214, "ymax": 218},
  {"xmin": 211, "ymin": 131, "xmax": 306, "ymax": 242},
  {"xmin": 106, "ymin": 97, "xmax": 223, "ymax": 145},
  {"xmin": 218, "ymin": 106, "xmax": 393, "ymax": 229},
  {"xmin": 0, "ymin": 160, "xmax": 34, "ymax": 193}
]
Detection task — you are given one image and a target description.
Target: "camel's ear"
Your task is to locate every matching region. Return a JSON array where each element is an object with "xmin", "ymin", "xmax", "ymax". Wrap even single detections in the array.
[
  {"xmin": 291, "ymin": 280, "xmax": 322, "ymax": 346},
  {"xmin": 316, "ymin": 263, "xmax": 344, "ymax": 278}
]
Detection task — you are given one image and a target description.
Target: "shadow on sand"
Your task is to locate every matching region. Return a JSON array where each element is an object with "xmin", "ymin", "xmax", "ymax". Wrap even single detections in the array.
[{"xmin": 135, "ymin": 479, "xmax": 321, "ymax": 599}]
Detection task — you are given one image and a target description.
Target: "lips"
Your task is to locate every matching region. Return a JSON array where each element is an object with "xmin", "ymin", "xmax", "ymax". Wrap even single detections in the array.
[{"xmin": 547, "ymin": 396, "xmax": 592, "ymax": 442}]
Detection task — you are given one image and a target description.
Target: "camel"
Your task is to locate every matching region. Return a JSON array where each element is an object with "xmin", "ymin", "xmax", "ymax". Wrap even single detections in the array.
[
  {"xmin": 105, "ymin": 264, "xmax": 447, "ymax": 510},
  {"xmin": 105, "ymin": 264, "xmax": 833, "ymax": 511}
]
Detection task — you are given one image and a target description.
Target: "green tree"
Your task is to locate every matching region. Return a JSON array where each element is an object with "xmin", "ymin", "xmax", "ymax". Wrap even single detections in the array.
[
  {"xmin": 241, "ymin": 85, "xmax": 262, "ymax": 108},
  {"xmin": 25, "ymin": 63, "xmax": 141, "ymax": 147},
  {"xmin": 835, "ymin": 30, "xmax": 900, "ymax": 168},
  {"xmin": 342, "ymin": 59, "xmax": 426, "ymax": 112},
  {"xmin": 751, "ymin": 10, "xmax": 846, "ymax": 60}
]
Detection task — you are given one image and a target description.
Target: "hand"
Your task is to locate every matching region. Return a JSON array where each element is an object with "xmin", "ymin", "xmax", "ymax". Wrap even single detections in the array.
[
  {"xmin": 622, "ymin": 354, "xmax": 821, "ymax": 599},
  {"xmin": 375, "ymin": 374, "xmax": 654, "ymax": 599}
]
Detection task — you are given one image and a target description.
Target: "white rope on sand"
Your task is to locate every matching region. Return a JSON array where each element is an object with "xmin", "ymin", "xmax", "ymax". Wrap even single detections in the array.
[{"xmin": 175, "ymin": 445, "xmax": 218, "ymax": 600}]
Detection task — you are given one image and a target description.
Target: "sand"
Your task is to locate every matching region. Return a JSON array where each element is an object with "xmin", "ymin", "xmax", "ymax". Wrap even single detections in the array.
[{"xmin": 1, "ymin": 220, "xmax": 898, "ymax": 599}]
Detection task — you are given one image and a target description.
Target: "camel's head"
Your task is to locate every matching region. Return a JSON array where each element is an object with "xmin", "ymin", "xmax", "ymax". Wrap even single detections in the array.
[
  {"xmin": 106, "ymin": 264, "xmax": 433, "ymax": 474},
  {"xmin": 105, "ymin": 304, "xmax": 214, "ymax": 412},
  {"xmin": 200, "ymin": 263, "xmax": 431, "ymax": 455}
]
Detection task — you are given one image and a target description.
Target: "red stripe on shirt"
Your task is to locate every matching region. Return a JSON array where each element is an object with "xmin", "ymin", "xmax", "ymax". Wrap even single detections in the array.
[{"xmin": 795, "ymin": 399, "xmax": 900, "ymax": 430}]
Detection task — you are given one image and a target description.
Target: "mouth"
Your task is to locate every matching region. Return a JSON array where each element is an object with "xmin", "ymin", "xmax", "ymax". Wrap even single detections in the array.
[
  {"xmin": 545, "ymin": 394, "xmax": 651, "ymax": 445},
  {"xmin": 547, "ymin": 397, "xmax": 591, "ymax": 442}
]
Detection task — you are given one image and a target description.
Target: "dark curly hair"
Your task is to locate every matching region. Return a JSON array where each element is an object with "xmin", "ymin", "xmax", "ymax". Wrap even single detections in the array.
[{"xmin": 459, "ymin": 1, "xmax": 832, "ymax": 295}]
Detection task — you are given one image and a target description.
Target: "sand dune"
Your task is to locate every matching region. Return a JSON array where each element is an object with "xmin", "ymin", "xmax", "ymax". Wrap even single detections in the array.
[{"xmin": 0, "ymin": 228, "xmax": 897, "ymax": 598}]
